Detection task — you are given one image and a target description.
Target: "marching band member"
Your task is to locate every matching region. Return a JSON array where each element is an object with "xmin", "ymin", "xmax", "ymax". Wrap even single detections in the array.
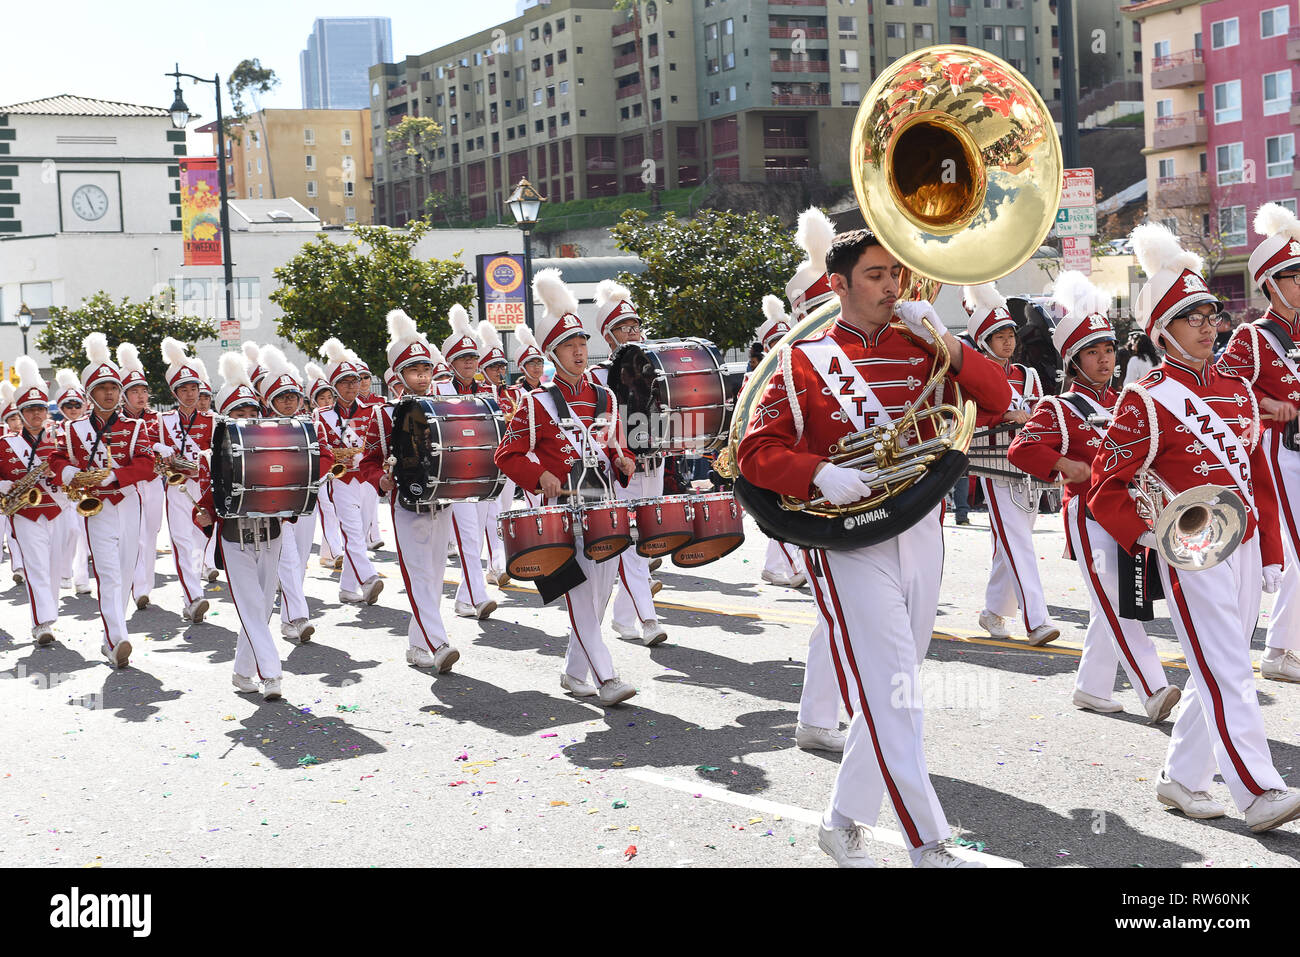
[
  {"xmin": 242, "ymin": 342, "xmax": 270, "ymax": 414},
  {"xmin": 259, "ymin": 347, "xmax": 318, "ymax": 644},
  {"xmin": 589, "ymin": 280, "xmax": 669, "ymax": 646},
  {"xmin": 385, "ymin": 368, "xmax": 404, "ymax": 400},
  {"xmin": 513, "ymin": 322, "xmax": 547, "ymax": 508},
  {"xmin": 50, "ymin": 333, "xmax": 156, "ymax": 669},
  {"xmin": 496, "ymin": 268, "xmax": 639, "ymax": 707},
  {"xmin": 315, "ymin": 339, "xmax": 384, "ymax": 605},
  {"xmin": 1090, "ymin": 222, "xmax": 1300, "ymax": 832},
  {"xmin": 348, "ymin": 351, "xmax": 386, "ymax": 551},
  {"xmin": 964, "ymin": 282, "xmax": 1059, "ymax": 646},
  {"xmin": 0, "ymin": 387, "xmax": 24, "ymax": 585},
  {"xmin": 196, "ymin": 378, "xmax": 214, "ymax": 414},
  {"xmin": 1007, "ymin": 272, "xmax": 1179, "ymax": 721},
  {"xmin": 305, "ymin": 362, "xmax": 345, "ymax": 570},
  {"xmin": 1218, "ymin": 203, "xmax": 1300, "ymax": 682},
  {"xmin": 738, "ymin": 229, "xmax": 1012, "ymax": 867},
  {"xmin": 477, "ymin": 320, "xmax": 519, "ymax": 587},
  {"xmin": 155, "ymin": 338, "xmax": 213, "ymax": 624},
  {"xmin": 361, "ymin": 309, "xmax": 461, "ymax": 672},
  {"xmin": 195, "ymin": 371, "xmax": 220, "ymax": 582},
  {"xmin": 0, "ymin": 358, "xmax": 64, "ymax": 644},
  {"xmin": 116, "ymin": 342, "xmax": 164, "ymax": 611},
  {"xmin": 442, "ymin": 304, "xmax": 498, "ymax": 620},
  {"xmin": 53, "ymin": 369, "xmax": 92, "ymax": 595},
  {"xmin": 755, "ymin": 295, "xmax": 809, "ymax": 591}
]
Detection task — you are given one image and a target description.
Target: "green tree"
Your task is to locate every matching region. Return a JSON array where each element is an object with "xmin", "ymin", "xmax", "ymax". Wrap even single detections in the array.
[
  {"xmin": 609, "ymin": 207, "xmax": 802, "ymax": 351},
  {"xmin": 269, "ymin": 220, "xmax": 475, "ymax": 373},
  {"xmin": 424, "ymin": 189, "xmax": 471, "ymax": 227},
  {"xmin": 36, "ymin": 291, "xmax": 217, "ymax": 398},
  {"xmin": 225, "ymin": 59, "xmax": 279, "ymax": 132}
]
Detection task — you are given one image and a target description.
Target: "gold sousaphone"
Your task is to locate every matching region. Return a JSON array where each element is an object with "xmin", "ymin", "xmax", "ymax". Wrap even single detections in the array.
[{"xmin": 720, "ymin": 45, "xmax": 1062, "ymax": 549}]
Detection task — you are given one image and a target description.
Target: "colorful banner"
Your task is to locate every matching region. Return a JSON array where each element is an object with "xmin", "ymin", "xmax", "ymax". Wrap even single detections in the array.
[
  {"xmin": 179, "ymin": 157, "xmax": 223, "ymax": 266},
  {"xmin": 477, "ymin": 253, "xmax": 528, "ymax": 330}
]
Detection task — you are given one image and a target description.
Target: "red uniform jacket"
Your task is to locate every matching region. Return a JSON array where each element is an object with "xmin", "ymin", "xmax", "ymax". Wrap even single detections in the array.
[
  {"xmin": 314, "ymin": 400, "xmax": 371, "ymax": 483},
  {"xmin": 1007, "ymin": 380, "xmax": 1115, "ymax": 507},
  {"xmin": 359, "ymin": 403, "xmax": 395, "ymax": 492},
  {"xmin": 1087, "ymin": 356, "xmax": 1282, "ymax": 565},
  {"xmin": 736, "ymin": 321, "xmax": 1013, "ymax": 501},
  {"xmin": 1216, "ymin": 309, "xmax": 1300, "ymax": 438},
  {"xmin": 495, "ymin": 374, "xmax": 631, "ymax": 495},
  {"xmin": 0, "ymin": 428, "xmax": 62, "ymax": 521},
  {"xmin": 153, "ymin": 407, "xmax": 215, "ymax": 462},
  {"xmin": 49, "ymin": 412, "xmax": 156, "ymax": 506}
]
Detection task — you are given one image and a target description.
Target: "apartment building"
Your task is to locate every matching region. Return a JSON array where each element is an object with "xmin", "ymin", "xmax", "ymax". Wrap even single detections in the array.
[{"xmin": 1124, "ymin": 0, "xmax": 1298, "ymax": 309}]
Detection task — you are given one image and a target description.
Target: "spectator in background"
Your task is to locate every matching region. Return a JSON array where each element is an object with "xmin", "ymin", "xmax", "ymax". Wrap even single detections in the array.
[
  {"xmin": 748, "ymin": 341, "xmax": 764, "ymax": 372},
  {"xmin": 1213, "ymin": 314, "xmax": 1233, "ymax": 357},
  {"xmin": 1123, "ymin": 331, "xmax": 1159, "ymax": 386}
]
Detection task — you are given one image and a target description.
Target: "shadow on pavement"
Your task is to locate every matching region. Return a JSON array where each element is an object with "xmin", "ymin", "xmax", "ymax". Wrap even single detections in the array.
[{"xmin": 222, "ymin": 698, "xmax": 388, "ymax": 768}]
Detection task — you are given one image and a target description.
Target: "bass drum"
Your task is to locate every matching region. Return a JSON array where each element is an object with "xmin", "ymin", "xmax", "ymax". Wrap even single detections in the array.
[
  {"xmin": 610, "ymin": 338, "xmax": 737, "ymax": 456},
  {"xmin": 211, "ymin": 417, "xmax": 321, "ymax": 519},
  {"xmin": 392, "ymin": 395, "xmax": 505, "ymax": 506}
]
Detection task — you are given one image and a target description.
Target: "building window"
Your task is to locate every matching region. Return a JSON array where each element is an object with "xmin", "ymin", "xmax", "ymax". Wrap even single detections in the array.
[
  {"xmin": 256, "ymin": 156, "xmax": 262, "ymax": 174},
  {"xmin": 345, "ymin": 206, "xmax": 356, "ymax": 223},
  {"xmin": 708, "ymin": 91, "xmax": 720, "ymax": 106},
  {"xmin": 1281, "ymin": 198, "xmax": 1299, "ymax": 216},
  {"xmin": 1153, "ymin": 39, "xmax": 1170, "ymax": 61},
  {"xmin": 841, "ymin": 82, "xmax": 861, "ymax": 106},
  {"xmin": 840, "ymin": 49, "xmax": 859, "ymax": 72},
  {"xmin": 839, "ymin": 16, "xmax": 858, "ymax": 39},
  {"xmin": 1157, "ymin": 158, "xmax": 1175, "ymax": 179},
  {"xmin": 246, "ymin": 160, "xmax": 252, "ymax": 175},
  {"xmin": 1264, "ymin": 5, "xmax": 1290, "ymax": 37},
  {"xmin": 984, "ymin": 25, "xmax": 1002, "ymax": 41},
  {"xmin": 1263, "ymin": 70, "xmax": 1292, "ymax": 116},
  {"xmin": 533, "ymin": 88, "xmax": 543, "ymax": 105},
  {"xmin": 342, "ymin": 129, "xmax": 352, "ymax": 145},
  {"xmin": 1155, "ymin": 98, "xmax": 1173, "ymax": 119},
  {"xmin": 1218, "ymin": 205, "xmax": 1246, "ymax": 247},
  {"xmin": 1010, "ymin": 26, "xmax": 1025, "ymax": 42},
  {"xmin": 885, "ymin": 22, "xmax": 904, "ymax": 40},
  {"xmin": 1211, "ymin": 17, "xmax": 1238, "ymax": 49},
  {"xmin": 914, "ymin": 23, "xmax": 933, "ymax": 42},
  {"xmin": 343, "ymin": 155, "xmax": 353, "ymax": 170},
  {"xmin": 1215, "ymin": 142, "xmax": 1243, "ymax": 185},
  {"xmin": 1266, "ymin": 133, "xmax": 1295, "ymax": 179},
  {"xmin": 305, "ymin": 154, "xmax": 315, "ymax": 170},
  {"xmin": 304, "ymin": 128, "xmax": 315, "ymax": 145},
  {"xmin": 306, "ymin": 180, "xmax": 317, "ymax": 197},
  {"xmin": 248, "ymin": 187, "xmax": 254, "ymax": 198},
  {"xmin": 345, "ymin": 181, "xmax": 356, "ymax": 197},
  {"xmin": 1212, "ymin": 80, "xmax": 1241, "ymax": 124},
  {"xmin": 257, "ymin": 184, "xmax": 263, "ymax": 198}
]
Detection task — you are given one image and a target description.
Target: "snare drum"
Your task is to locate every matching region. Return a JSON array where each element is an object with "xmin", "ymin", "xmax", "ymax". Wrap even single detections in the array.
[
  {"xmin": 673, "ymin": 491, "xmax": 744, "ymax": 567},
  {"xmin": 499, "ymin": 505, "xmax": 576, "ymax": 580},
  {"xmin": 211, "ymin": 417, "xmax": 321, "ymax": 519},
  {"xmin": 579, "ymin": 502, "xmax": 633, "ymax": 563},
  {"xmin": 392, "ymin": 395, "xmax": 505, "ymax": 505},
  {"xmin": 609, "ymin": 338, "xmax": 733, "ymax": 455},
  {"xmin": 631, "ymin": 495, "xmax": 694, "ymax": 558}
]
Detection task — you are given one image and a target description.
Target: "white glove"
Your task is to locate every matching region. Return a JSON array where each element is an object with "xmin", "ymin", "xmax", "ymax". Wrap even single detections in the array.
[
  {"xmin": 1264, "ymin": 564, "xmax": 1284, "ymax": 594},
  {"xmin": 892, "ymin": 300, "xmax": 948, "ymax": 343},
  {"xmin": 813, "ymin": 463, "xmax": 874, "ymax": 506},
  {"xmin": 0, "ymin": 481, "xmax": 12, "ymax": 495},
  {"xmin": 1137, "ymin": 531, "xmax": 1158, "ymax": 550},
  {"xmin": 98, "ymin": 472, "xmax": 116, "ymax": 489}
]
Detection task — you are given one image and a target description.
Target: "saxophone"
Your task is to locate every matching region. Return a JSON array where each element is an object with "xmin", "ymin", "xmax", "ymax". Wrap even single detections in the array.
[{"xmin": 0, "ymin": 461, "xmax": 50, "ymax": 517}]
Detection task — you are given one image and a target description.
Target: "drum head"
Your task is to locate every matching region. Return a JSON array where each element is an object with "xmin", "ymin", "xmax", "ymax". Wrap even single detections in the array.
[
  {"xmin": 211, "ymin": 420, "xmax": 238, "ymax": 516},
  {"xmin": 672, "ymin": 533, "xmax": 744, "ymax": 568},
  {"xmin": 507, "ymin": 543, "xmax": 576, "ymax": 580},
  {"xmin": 609, "ymin": 342, "xmax": 659, "ymax": 455},
  {"xmin": 392, "ymin": 398, "xmax": 434, "ymax": 505}
]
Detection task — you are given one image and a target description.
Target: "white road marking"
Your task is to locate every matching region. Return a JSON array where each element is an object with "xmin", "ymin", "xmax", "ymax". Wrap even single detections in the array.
[{"xmin": 626, "ymin": 769, "xmax": 1022, "ymax": 867}]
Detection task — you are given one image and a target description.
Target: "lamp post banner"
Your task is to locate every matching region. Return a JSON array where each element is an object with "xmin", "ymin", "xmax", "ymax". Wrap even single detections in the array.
[
  {"xmin": 179, "ymin": 157, "xmax": 223, "ymax": 266},
  {"xmin": 477, "ymin": 253, "xmax": 528, "ymax": 330}
]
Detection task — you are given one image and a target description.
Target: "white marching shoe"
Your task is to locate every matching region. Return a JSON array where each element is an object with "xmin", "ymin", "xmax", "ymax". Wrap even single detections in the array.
[
  {"xmin": 455, "ymin": 599, "xmax": 497, "ymax": 620},
  {"xmin": 12, "ymin": 569, "xmax": 24, "ymax": 585},
  {"xmin": 101, "ymin": 640, "xmax": 131, "ymax": 669},
  {"xmin": 231, "ymin": 672, "xmax": 260, "ymax": 694},
  {"xmin": 406, "ymin": 645, "xmax": 460, "ymax": 674},
  {"xmin": 281, "ymin": 619, "xmax": 314, "ymax": 644},
  {"xmin": 817, "ymin": 823, "xmax": 878, "ymax": 868},
  {"xmin": 916, "ymin": 841, "xmax": 986, "ymax": 868},
  {"xmin": 1245, "ymin": 789, "xmax": 1300, "ymax": 833},
  {"xmin": 1144, "ymin": 685, "xmax": 1181, "ymax": 724},
  {"xmin": 596, "ymin": 678, "xmax": 637, "ymax": 706},
  {"xmin": 203, "ymin": 566, "xmax": 220, "ymax": 582},
  {"xmin": 32, "ymin": 622, "xmax": 55, "ymax": 646},
  {"xmin": 339, "ymin": 588, "xmax": 364, "ymax": 603},
  {"xmin": 490, "ymin": 567, "xmax": 511, "ymax": 587},
  {"xmin": 796, "ymin": 722, "xmax": 847, "ymax": 752},
  {"xmin": 1156, "ymin": 770, "xmax": 1226, "ymax": 820},
  {"xmin": 1261, "ymin": 650, "xmax": 1300, "ymax": 683},
  {"xmin": 978, "ymin": 609, "xmax": 1011, "ymax": 639},
  {"xmin": 75, "ymin": 583, "xmax": 93, "ymax": 596},
  {"xmin": 359, "ymin": 576, "xmax": 384, "ymax": 605},
  {"xmin": 560, "ymin": 673, "xmax": 599, "ymax": 697},
  {"xmin": 182, "ymin": 597, "xmax": 210, "ymax": 623},
  {"xmin": 1026, "ymin": 621, "xmax": 1061, "ymax": 646},
  {"xmin": 262, "ymin": 677, "xmax": 283, "ymax": 702},
  {"xmin": 1072, "ymin": 690, "xmax": 1123, "ymax": 714},
  {"xmin": 60, "ymin": 577, "xmax": 73, "ymax": 590},
  {"xmin": 649, "ymin": 557, "xmax": 663, "ymax": 572},
  {"xmin": 640, "ymin": 623, "xmax": 668, "ymax": 647}
]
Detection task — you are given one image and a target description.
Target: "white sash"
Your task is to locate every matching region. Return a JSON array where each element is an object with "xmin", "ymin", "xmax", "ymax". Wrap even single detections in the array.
[
  {"xmin": 1254, "ymin": 321, "xmax": 1300, "ymax": 386},
  {"xmin": 320, "ymin": 408, "xmax": 363, "ymax": 448},
  {"xmin": 66, "ymin": 418, "xmax": 133, "ymax": 469},
  {"xmin": 1145, "ymin": 377, "xmax": 1255, "ymax": 511},
  {"xmin": 532, "ymin": 389, "xmax": 614, "ymax": 475},
  {"xmin": 798, "ymin": 336, "xmax": 892, "ymax": 432}
]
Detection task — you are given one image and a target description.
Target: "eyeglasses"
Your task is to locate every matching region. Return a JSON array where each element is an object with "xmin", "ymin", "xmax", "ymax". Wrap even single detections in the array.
[
  {"xmin": 1276, "ymin": 273, "xmax": 1300, "ymax": 286},
  {"xmin": 1174, "ymin": 309, "xmax": 1225, "ymax": 328}
]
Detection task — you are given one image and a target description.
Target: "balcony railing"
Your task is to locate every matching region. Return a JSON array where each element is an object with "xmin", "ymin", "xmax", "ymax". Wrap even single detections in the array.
[
  {"xmin": 612, "ymin": 20, "xmax": 636, "ymax": 38},
  {"xmin": 764, "ymin": 135, "xmax": 809, "ymax": 149},
  {"xmin": 1153, "ymin": 109, "xmax": 1206, "ymax": 148},
  {"xmin": 1290, "ymin": 26, "xmax": 1300, "ymax": 60},
  {"xmin": 770, "ymin": 26, "xmax": 827, "ymax": 39},
  {"xmin": 1150, "ymin": 49, "xmax": 1205, "ymax": 89},
  {"xmin": 616, "ymin": 83, "xmax": 643, "ymax": 100},
  {"xmin": 712, "ymin": 138, "xmax": 739, "ymax": 154},
  {"xmin": 773, "ymin": 93, "xmax": 831, "ymax": 106},
  {"xmin": 771, "ymin": 59, "xmax": 830, "ymax": 72},
  {"xmin": 770, "ymin": 0, "xmax": 827, "ymax": 5},
  {"xmin": 1155, "ymin": 172, "xmax": 1209, "ymax": 208},
  {"xmin": 614, "ymin": 51, "xmax": 640, "ymax": 69},
  {"xmin": 950, "ymin": 3, "xmax": 968, "ymax": 15}
]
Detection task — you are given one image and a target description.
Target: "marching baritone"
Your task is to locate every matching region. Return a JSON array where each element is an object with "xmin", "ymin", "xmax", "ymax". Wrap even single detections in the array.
[
  {"xmin": 53, "ymin": 369, "xmax": 93, "ymax": 595},
  {"xmin": 1217, "ymin": 203, "xmax": 1300, "ymax": 682},
  {"xmin": 495, "ymin": 268, "xmax": 639, "ymax": 707},
  {"xmin": 736, "ymin": 229, "xmax": 1013, "ymax": 867},
  {"xmin": 963, "ymin": 281, "xmax": 1059, "ymax": 646},
  {"xmin": 0, "ymin": 358, "xmax": 64, "ymax": 644},
  {"xmin": 1007, "ymin": 272, "xmax": 1179, "ymax": 721},
  {"xmin": 116, "ymin": 342, "xmax": 164, "ymax": 610},
  {"xmin": 49, "ymin": 333, "xmax": 157, "ymax": 669},
  {"xmin": 1089, "ymin": 222, "xmax": 1300, "ymax": 832}
]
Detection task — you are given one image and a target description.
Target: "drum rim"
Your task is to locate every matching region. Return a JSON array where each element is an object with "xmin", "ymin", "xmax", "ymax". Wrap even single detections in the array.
[
  {"xmin": 502, "ymin": 504, "xmax": 573, "ymax": 518},
  {"xmin": 628, "ymin": 494, "xmax": 693, "ymax": 507},
  {"xmin": 671, "ymin": 532, "xmax": 744, "ymax": 567}
]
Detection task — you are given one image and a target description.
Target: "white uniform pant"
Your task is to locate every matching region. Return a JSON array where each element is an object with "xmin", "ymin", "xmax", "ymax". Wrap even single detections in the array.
[
  {"xmin": 764, "ymin": 537, "xmax": 806, "ymax": 580},
  {"xmin": 85, "ymin": 490, "xmax": 141, "ymax": 652},
  {"xmin": 1262, "ymin": 431, "xmax": 1300, "ymax": 651},
  {"xmin": 982, "ymin": 477, "xmax": 1048, "ymax": 632},
  {"xmin": 802, "ymin": 506, "xmax": 949, "ymax": 849},
  {"xmin": 277, "ymin": 514, "xmax": 316, "ymax": 624},
  {"xmin": 220, "ymin": 532, "xmax": 284, "ymax": 682},
  {"xmin": 484, "ymin": 478, "xmax": 516, "ymax": 577},
  {"xmin": 563, "ymin": 539, "xmax": 622, "ymax": 685},
  {"xmin": 331, "ymin": 478, "xmax": 376, "ymax": 593},
  {"xmin": 612, "ymin": 465, "xmax": 663, "ymax": 629},
  {"xmin": 5, "ymin": 516, "xmax": 23, "ymax": 573},
  {"xmin": 316, "ymin": 481, "xmax": 343, "ymax": 560},
  {"xmin": 361, "ymin": 481, "xmax": 381, "ymax": 545},
  {"xmin": 1063, "ymin": 496, "xmax": 1170, "ymax": 701},
  {"xmin": 1157, "ymin": 535, "xmax": 1285, "ymax": 811},
  {"xmin": 202, "ymin": 527, "xmax": 217, "ymax": 572},
  {"xmin": 450, "ymin": 501, "xmax": 491, "ymax": 607},
  {"xmin": 132, "ymin": 476, "xmax": 164, "ymax": 599},
  {"xmin": 58, "ymin": 503, "xmax": 90, "ymax": 587},
  {"xmin": 798, "ymin": 619, "xmax": 843, "ymax": 730},
  {"xmin": 392, "ymin": 501, "xmax": 455, "ymax": 651},
  {"xmin": 11, "ymin": 513, "xmax": 62, "ymax": 629},
  {"xmin": 165, "ymin": 481, "xmax": 206, "ymax": 607}
]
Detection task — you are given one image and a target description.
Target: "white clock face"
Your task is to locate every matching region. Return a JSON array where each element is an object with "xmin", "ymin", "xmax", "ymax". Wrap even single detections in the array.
[{"xmin": 71, "ymin": 184, "xmax": 110, "ymax": 221}]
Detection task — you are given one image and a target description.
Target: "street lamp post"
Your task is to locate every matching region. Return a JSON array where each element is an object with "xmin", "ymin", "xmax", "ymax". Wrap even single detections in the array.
[
  {"xmin": 16, "ymin": 303, "xmax": 32, "ymax": 358},
  {"xmin": 166, "ymin": 63, "xmax": 236, "ymax": 325},
  {"xmin": 505, "ymin": 177, "xmax": 546, "ymax": 332}
]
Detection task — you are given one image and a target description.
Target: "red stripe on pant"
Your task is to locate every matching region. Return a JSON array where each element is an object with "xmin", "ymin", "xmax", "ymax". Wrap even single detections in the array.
[
  {"xmin": 391, "ymin": 499, "xmax": 438, "ymax": 652},
  {"xmin": 617, "ymin": 554, "xmax": 653, "ymax": 623},
  {"xmin": 986, "ymin": 480, "xmax": 1032, "ymax": 632},
  {"xmin": 802, "ymin": 548, "xmax": 853, "ymax": 719},
  {"xmin": 1269, "ymin": 434, "xmax": 1300, "ymax": 555},
  {"xmin": 451, "ymin": 514, "xmax": 480, "ymax": 606},
  {"xmin": 1073, "ymin": 501, "xmax": 1157, "ymax": 698},
  {"xmin": 820, "ymin": 549, "xmax": 924, "ymax": 848},
  {"xmin": 12, "ymin": 518, "xmax": 39, "ymax": 628},
  {"xmin": 83, "ymin": 514, "xmax": 113, "ymax": 649},
  {"xmin": 1165, "ymin": 563, "xmax": 1265, "ymax": 797}
]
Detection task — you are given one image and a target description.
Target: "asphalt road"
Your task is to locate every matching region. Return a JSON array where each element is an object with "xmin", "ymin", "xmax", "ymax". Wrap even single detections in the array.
[{"xmin": 4, "ymin": 501, "xmax": 1300, "ymax": 869}]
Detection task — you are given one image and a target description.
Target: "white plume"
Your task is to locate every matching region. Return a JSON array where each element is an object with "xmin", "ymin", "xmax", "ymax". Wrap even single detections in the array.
[
  {"xmin": 595, "ymin": 279, "xmax": 632, "ymax": 310},
  {"xmin": 448, "ymin": 303, "xmax": 476, "ymax": 340},
  {"xmin": 192, "ymin": 357, "xmax": 210, "ymax": 384},
  {"xmin": 0, "ymin": 382, "xmax": 14, "ymax": 410},
  {"xmin": 513, "ymin": 322, "xmax": 540, "ymax": 354},
  {"xmin": 115, "ymin": 342, "xmax": 143, "ymax": 375},
  {"xmin": 1255, "ymin": 202, "xmax": 1300, "ymax": 241},
  {"xmin": 55, "ymin": 369, "xmax": 80, "ymax": 392},
  {"xmin": 16, "ymin": 356, "xmax": 42, "ymax": 392},
  {"xmin": 219, "ymin": 352, "xmax": 252, "ymax": 389},
  {"xmin": 962, "ymin": 282, "xmax": 1007, "ymax": 313},
  {"xmin": 476, "ymin": 320, "xmax": 503, "ymax": 353},
  {"xmin": 242, "ymin": 341, "xmax": 261, "ymax": 366},
  {"xmin": 319, "ymin": 337, "xmax": 348, "ymax": 364},
  {"xmin": 83, "ymin": 332, "xmax": 111, "ymax": 365},
  {"xmin": 304, "ymin": 361, "xmax": 327, "ymax": 386},
  {"xmin": 1052, "ymin": 270, "xmax": 1112, "ymax": 318},
  {"xmin": 387, "ymin": 308, "xmax": 420, "ymax": 343},
  {"xmin": 160, "ymin": 336, "xmax": 189, "ymax": 368},
  {"xmin": 761, "ymin": 294, "xmax": 788, "ymax": 327},
  {"xmin": 1131, "ymin": 222, "xmax": 1202, "ymax": 278},
  {"xmin": 260, "ymin": 344, "xmax": 291, "ymax": 382},
  {"xmin": 427, "ymin": 346, "xmax": 447, "ymax": 367},
  {"xmin": 795, "ymin": 207, "xmax": 835, "ymax": 265},
  {"xmin": 533, "ymin": 268, "xmax": 579, "ymax": 318}
]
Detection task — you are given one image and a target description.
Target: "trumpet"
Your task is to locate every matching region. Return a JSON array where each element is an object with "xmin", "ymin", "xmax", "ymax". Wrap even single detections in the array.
[
  {"xmin": 329, "ymin": 445, "xmax": 364, "ymax": 479},
  {"xmin": 0, "ymin": 462, "xmax": 50, "ymax": 517},
  {"xmin": 1131, "ymin": 470, "xmax": 1247, "ymax": 571},
  {"xmin": 155, "ymin": 454, "xmax": 199, "ymax": 487}
]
